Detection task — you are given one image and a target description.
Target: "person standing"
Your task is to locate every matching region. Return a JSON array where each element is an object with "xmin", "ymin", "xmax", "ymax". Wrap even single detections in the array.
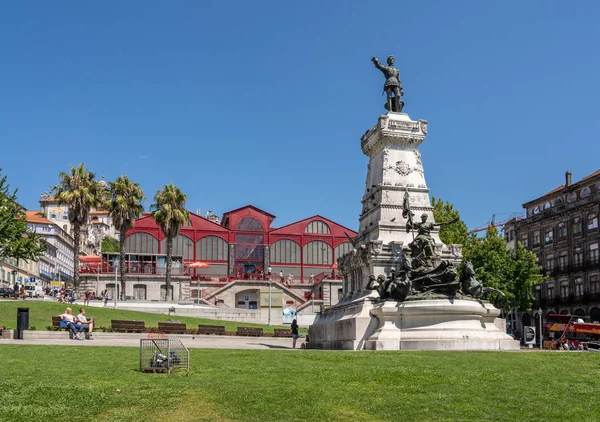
[{"xmin": 291, "ymin": 319, "xmax": 299, "ymax": 349}]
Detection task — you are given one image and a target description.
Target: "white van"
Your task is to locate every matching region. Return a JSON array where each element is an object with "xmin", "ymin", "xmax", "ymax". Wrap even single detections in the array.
[{"xmin": 24, "ymin": 285, "xmax": 44, "ymax": 298}]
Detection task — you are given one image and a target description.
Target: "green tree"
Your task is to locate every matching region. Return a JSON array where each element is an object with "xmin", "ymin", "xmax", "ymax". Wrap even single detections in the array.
[
  {"xmin": 101, "ymin": 237, "xmax": 119, "ymax": 253},
  {"xmin": 106, "ymin": 176, "xmax": 145, "ymax": 300},
  {"xmin": 462, "ymin": 226, "xmax": 544, "ymax": 310},
  {"xmin": 431, "ymin": 196, "xmax": 469, "ymax": 245},
  {"xmin": 151, "ymin": 183, "xmax": 189, "ymax": 301},
  {"xmin": 0, "ymin": 169, "xmax": 46, "ymax": 262},
  {"xmin": 53, "ymin": 164, "xmax": 105, "ymax": 287}
]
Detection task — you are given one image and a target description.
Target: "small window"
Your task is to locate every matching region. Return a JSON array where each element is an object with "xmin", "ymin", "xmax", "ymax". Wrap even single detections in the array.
[
  {"xmin": 532, "ymin": 230, "xmax": 541, "ymax": 246},
  {"xmin": 62, "ymin": 215, "xmax": 68, "ymax": 220},
  {"xmin": 544, "ymin": 227, "xmax": 553, "ymax": 244},
  {"xmin": 589, "ymin": 243, "xmax": 599, "ymax": 264},
  {"xmin": 588, "ymin": 213, "xmax": 598, "ymax": 231},
  {"xmin": 573, "ymin": 217, "xmax": 582, "ymax": 236},
  {"xmin": 520, "ymin": 233, "xmax": 528, "ymax": 248},
  {"xmin": 558, "ymin": 222, "xmax": 567, "ymax": 239}
]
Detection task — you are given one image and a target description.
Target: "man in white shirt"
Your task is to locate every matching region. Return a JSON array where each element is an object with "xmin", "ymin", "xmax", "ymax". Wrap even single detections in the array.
[{"xmin": 76, "ymin": 308, "xmax": 94, "ymax": 339}]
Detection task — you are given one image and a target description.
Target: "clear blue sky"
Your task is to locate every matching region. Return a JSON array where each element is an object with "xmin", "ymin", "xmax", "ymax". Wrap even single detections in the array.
[{"xmin": 1, "ymin": 1, "xmax": 599, "ymax": 231}]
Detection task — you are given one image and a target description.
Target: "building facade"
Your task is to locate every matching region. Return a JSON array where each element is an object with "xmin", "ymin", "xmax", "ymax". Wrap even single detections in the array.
[
  {"xmin": 79, "ymin": 205, "xmax": 356, "ymax": 311},
  {"xmin": 505, "ymin": 170, "xmax": 600, "ymax": 337},
  {"xmin": 39, "ymin": 178, "xmax": 118, "ymax": 256},
  {"xmin": 26, "ymin": 211, "xmax": 75, "ymax": 286}
]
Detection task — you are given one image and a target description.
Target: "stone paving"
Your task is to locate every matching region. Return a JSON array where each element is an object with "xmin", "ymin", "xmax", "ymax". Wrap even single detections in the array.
[{"xmin": 0, "ymin": 333, "xmax": 304, "ymax": 350}]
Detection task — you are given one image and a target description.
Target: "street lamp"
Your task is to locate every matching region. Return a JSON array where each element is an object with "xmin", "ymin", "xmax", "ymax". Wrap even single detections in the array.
[
  {"xmin": 268, "ymin": 276, "xmax": 272, "ymax": 326},
  {"xmin": 539, "ymin": 307, "xmax": 543, "ymax": 350}
]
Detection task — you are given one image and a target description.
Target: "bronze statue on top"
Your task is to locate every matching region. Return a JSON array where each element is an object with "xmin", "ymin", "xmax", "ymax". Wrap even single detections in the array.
[{"xmin": 371, "ymin": 55, "xmax": 404, "ymax": 113}]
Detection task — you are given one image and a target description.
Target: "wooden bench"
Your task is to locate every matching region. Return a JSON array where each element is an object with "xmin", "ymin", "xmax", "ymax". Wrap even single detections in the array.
[
  {"xmin": 52, "ymin": 316, "xmax": 94, "ymax": 338},
  {"xmin": 158, "ymin": 322, "xmax": 187, "ymax": 334},
  {"xmin": 237, "ymin": 327, "xmax": 264, "ymax": 337},
  {"xmin": 111, "ymin": 320, "xmax": 147, "ymax": 333},
  {"xmin": 273, "ymin": 328, "xmax": 292, "ymax": 337},
  {"xmin": 198, "ymin": 324, "xmax": 226, "ymax": 335}
]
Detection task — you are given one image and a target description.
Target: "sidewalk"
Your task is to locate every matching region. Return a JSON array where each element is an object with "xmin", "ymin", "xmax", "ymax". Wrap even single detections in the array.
[{"xmin": 0, "ymin": 332, "xmax": 304, "ymax": 350}]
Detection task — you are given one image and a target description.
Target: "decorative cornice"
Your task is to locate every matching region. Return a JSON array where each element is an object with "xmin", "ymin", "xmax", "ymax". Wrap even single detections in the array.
[{"xmin": 361, "ymin": 115, "xmax": 428, "ymax": 157}]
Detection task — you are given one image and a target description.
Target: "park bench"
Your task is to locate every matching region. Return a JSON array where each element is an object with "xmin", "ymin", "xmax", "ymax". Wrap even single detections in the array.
[
  {"xmin": 111, "ymin": 320, "xmax": 147, "ymax": 333},
  {"xmin": 52, "ymin": 316, "xmax": 94, "ymax": 338},
  {"xmin": 158, "ymin": 322, "xmax": 187, "ymax": 334},
  {"xmin": 237, "ymin": 327, "xmax": 264, "ymax": 337},
  {"xmin": 198, "ymin": 324, "xmax": 226, "ymax": 335},
  {"xmin": 273, "ymin": 328, "xmax": 292, "ymax": 337}
]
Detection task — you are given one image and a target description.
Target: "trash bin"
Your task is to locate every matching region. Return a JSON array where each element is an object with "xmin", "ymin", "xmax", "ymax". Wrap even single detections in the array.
[{"xmin": 16, "ymin": 307, "xmax": 29, "ymax": 340}]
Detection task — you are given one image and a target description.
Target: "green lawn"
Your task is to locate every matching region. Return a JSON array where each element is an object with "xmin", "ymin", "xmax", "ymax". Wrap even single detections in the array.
[
  {"xmin": 0, "ymin": 346, "xmax": 598, "ymax": 421},
  {"xmin": 0, "ymin": 300, "xmax": 303, "ymax": 333}
]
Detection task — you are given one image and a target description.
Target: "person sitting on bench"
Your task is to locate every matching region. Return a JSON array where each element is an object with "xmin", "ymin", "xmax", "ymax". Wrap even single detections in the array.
[
  {"xmin": 76, "ymin": 307, "xmax": 94, "ymax": 339},
  {"xmin": 59, "ymin": 307, "xmax": 84, "ymax": 340}
]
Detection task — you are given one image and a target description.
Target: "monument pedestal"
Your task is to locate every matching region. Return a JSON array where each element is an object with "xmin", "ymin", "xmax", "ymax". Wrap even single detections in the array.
[
  {"xmin": 365, "ymin": 299, "xmax": 519, "ymax": 351},
  {"xmin": 308, "ymin": 297, "xmax": 518, "ymax": 351},
  {"xmin": 308, "ymin": 111, "xmax": 517, "ymax": 351}
]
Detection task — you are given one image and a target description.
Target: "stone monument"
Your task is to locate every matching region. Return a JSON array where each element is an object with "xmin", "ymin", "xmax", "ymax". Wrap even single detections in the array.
[{"xmin": 307, "ymin": 56, "xmax": 519, "ymax": 351}]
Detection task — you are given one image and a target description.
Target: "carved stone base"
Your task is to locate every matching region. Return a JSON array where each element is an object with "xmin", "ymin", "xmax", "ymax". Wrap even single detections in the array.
[
  {"xmin": 308, "ymin": 297, "xmax": 518, "ymax": 351},
  {"xmin": 364, "ymin": 299, "xmax": 519, "ymax": 351}
]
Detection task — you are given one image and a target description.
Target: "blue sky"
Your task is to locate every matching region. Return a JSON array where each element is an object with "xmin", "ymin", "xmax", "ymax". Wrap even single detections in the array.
[{"xmin": 1, "ymin": 1, "xmax": 599, "ymax": 231}]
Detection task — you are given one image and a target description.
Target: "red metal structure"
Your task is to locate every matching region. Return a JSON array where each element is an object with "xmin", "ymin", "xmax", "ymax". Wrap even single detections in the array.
[{"xmin": 93, "ymin": 205, "xmax": 357, "ymax": 284}]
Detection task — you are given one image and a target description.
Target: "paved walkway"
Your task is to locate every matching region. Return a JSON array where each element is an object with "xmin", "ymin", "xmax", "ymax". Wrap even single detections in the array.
[{"xmin": 0, "ymin": 335, "xmax": 304, "ymax": 350}]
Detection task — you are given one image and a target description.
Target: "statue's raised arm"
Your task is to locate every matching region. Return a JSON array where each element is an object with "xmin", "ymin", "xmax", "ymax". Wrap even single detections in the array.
[
  {"xmin": 371, "ymin": 55, "xmax": 404, "ymax": 112},
  {"xmin": 434, "ymin": 217, "xmax": 459, "ymax": 228}
]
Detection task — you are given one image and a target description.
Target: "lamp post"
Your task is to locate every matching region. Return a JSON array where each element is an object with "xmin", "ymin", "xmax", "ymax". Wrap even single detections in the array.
[
  {"xmin": 268, "ymin": 276, "xmax": 272, "ymax": 326},
  {"xmin": 539, "ymin": 307, "xmax": 543, "ymax": 350},
  {"xmin": 114, "ymin": 260, "xmax": 118, "ymax": 308}
]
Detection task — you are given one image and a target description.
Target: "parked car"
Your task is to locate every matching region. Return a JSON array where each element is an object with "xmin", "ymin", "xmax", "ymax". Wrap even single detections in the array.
[
  {"xmin": 0, "ymin": 288, "xmax": 15, "ymax": 298},
  {"xmin": 24, "ymin": 285, "xmax": 43, "ymax": 298}
]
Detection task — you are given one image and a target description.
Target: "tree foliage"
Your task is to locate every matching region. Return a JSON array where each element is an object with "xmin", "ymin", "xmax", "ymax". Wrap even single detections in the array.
[
  {"xmin": 432, "ymin": 196, "xmax": 544, "ymax": 310},
  {"xmin": 53, "ymin": 163, "xmax": 105, "ymax": 287},
  {"xmin": 462, "ymin": 226, "xmax": 544, "ymax": 310},
  {"xmin": 101, "ymin": 237, "xmax": 119, "ymax": 253},
  {"xmin": 151, "ymin": 183, "xmax": 189, "ymax": 301},
  {"xmin": 0, "ymin": 169, "xmax": 46, "ymax": 262},
  {"xmin": 431, "ymin": 196, "xmax": 469, "ymax": 246},
  {"xmin": 106, "ymin": 176, "xmax": 145, "ymax": 300}
]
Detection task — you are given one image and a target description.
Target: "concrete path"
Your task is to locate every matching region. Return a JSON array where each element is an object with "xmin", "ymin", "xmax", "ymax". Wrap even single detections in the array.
[{"xmin": 0, "ymin": 334, "xmax": 304, "ymax": 350}]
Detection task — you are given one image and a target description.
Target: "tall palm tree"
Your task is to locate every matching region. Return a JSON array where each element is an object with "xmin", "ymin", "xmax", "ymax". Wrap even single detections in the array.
[
  {"xmin": 151, "ymin": 183, "xmax": 189, "ymax": 301},
  {"xmin": 106, "ymin": 176, "xmax": 145, "ymax": 300},
  {"xmin": 53, "ymin": 163, "xmax": 104, "ymax": 288}
]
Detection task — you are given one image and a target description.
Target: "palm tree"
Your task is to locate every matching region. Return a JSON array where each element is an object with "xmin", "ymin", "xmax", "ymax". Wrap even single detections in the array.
[
  {"xmin": 151, "ymin": 183, "xmax": 189, "ymax": 301},
  {"xmin": 53, "ymin": 163, "xmax": 104, "ymax": 288},
  {"xmin": 106, "ymin": 176, "xmax": 145, "ymax": 301}
]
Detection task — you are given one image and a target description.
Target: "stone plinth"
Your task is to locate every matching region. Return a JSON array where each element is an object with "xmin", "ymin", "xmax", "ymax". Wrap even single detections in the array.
[
  {"xmin": 308, "ymin": 297, "xmax": 518, "ymax": 351},
  {"xmin": 365, "ymin": 299, "xmax": 519, "ymax": 351}
]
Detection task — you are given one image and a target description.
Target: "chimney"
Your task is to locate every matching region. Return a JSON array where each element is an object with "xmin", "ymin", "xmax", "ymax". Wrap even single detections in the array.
[{"xmin": 565, "ymin": 170, "xmax": 572, "ymax": 187}]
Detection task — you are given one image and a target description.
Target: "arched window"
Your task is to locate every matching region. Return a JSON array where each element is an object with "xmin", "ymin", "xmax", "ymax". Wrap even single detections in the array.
[
  {"xmin": 303, "ymin": 241, "xmax": 332, "ymax": 265},
  {"xmin": 305, "ymin": 220, "xmax": 331, "ymax": 234},
  {"xmin": 196, "ymin": 236, "xmax": 228, "ymax": 261},
  {"xmin": 124, "ymin": 233, "xmax": 159, "ymax": 254},
  {"xmin": 335, "ymin": 242, "xmax": 352, "ymax": 259},
  {"xmin": 581, "ymin": 187, "xmax": 591, "ymax": 198},
  {"xmin": 160, "ymin": 234, "xmax": 194, "ymax": 260},
  {"xmin": 270, "ymin": 239, "xmax": 301, "ymax": 264},
  {"xmin": 237, "ymin": 217, "xmax": 263, "ymax": 231}
]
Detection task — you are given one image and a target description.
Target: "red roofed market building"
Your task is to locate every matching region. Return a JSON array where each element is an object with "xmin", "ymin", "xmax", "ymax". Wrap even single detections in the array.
[{"xmin": 80, "ymin": 205, "xmax": 357, "ymax": 319}]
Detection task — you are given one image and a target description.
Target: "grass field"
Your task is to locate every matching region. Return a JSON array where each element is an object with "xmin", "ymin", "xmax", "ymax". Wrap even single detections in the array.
[
  {"xmin": 0, "ymin": 345, "xmax": 598, "ymax": 421},
  {"xmin": 0, "ymin": 300, "xmax": 303, "ymax": 333}
]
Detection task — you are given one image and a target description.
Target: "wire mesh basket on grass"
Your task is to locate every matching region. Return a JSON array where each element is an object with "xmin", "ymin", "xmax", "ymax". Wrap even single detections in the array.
[{"xmin": 140, "ymin": 338, "xmax": 189, "ymax": 375}]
